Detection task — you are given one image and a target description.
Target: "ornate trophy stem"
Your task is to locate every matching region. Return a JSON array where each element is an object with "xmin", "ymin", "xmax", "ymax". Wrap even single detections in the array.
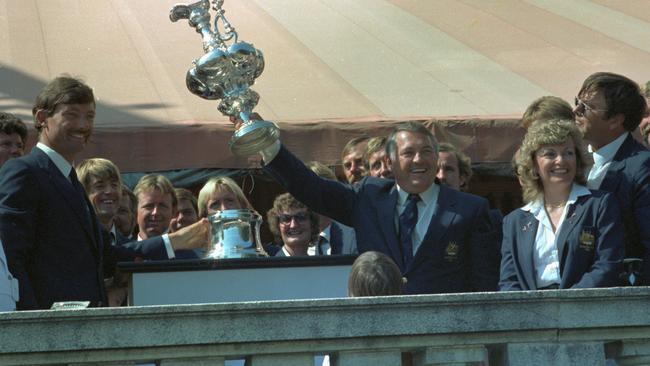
[{"xmin": 171, "ymin": 0, "xmax": 279, "ymax": 156}]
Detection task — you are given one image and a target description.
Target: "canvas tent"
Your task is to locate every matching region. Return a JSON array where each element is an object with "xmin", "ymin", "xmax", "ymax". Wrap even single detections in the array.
[{"xmin": 1, "ymin": 0, "xmax": 649, "ymax": 175}]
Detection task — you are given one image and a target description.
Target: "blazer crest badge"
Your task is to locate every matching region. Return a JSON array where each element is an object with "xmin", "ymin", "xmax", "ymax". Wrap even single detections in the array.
[
  {"xmin": 444, "ymin": 242, "xmax": 459, "ymax": 262},
  {"xmin": 579, "ymin": 228, "xmax": 596, "ymax": 252}
]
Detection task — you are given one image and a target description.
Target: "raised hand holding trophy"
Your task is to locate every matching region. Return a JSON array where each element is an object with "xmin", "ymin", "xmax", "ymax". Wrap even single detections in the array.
[{"xmin": 170, "ymin": 0, "xmax": 279, "ymax": 156}]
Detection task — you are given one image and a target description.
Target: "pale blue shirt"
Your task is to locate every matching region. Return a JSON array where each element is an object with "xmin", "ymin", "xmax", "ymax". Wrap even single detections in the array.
[
  {"xmin": 396, "ymin": 183, "xmax": 440, "ymax": 256},
  {"xmin": 37, "ymin": 143, "xmax": 175, "ymax": 258},
  {"xmin": 0, "ymin": 239, "xmax": 18, "ymax": 311},
  {"xmin": 587, "ymin": 132, "xmax": 628, "ymax": 189},
  {"xmin": 521, "ymin": 184, "xmax": 590, "ymax": 288}
]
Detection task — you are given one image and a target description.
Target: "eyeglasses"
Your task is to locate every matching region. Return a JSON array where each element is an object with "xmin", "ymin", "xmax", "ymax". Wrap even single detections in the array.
[
  {"xmin": 278, "ymin": 212, "xmax": 309, "ymax": 225},
  {"xmin": 574, "ymin": 96, "xmax": 607, "ymax": 116}
]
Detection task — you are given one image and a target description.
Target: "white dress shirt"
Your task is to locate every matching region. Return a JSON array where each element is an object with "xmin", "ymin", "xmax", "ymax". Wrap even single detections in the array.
[
  {"xmin": 395, "ymin": 183, "xmax": 440, "ymax": 256},
  {"xmin": 36, "ymin": 142, "xmax": 74, "ymax": 179},
  {"xmin": 309, "ymin": 225, "xmax": 332, "ymax": 256},
  {"xmin": 587, "ymin": 132, "xmax": 628, "ymax": 189},
  {"xmin": 0, "ymin": 239, "xmax": 18, "ymax": 311},
  {"xmin": 37, "ymin": 143, "xmax": 176, "ymax": 258},
  {"xmin": 137, "ymin": 232, "xmax": 175, "ymax": 259},
  {"xmin": 521, "ymin": 184, "xmax": 590, "ymax": 288}
]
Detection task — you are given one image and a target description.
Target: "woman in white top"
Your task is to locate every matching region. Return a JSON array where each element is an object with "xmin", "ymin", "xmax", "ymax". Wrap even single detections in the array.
[{"xmin": 499, "ymin": 120, "xmax": 624, "ymax": 290}]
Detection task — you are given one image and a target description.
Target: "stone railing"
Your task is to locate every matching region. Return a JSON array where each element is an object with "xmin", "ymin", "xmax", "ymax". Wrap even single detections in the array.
[{"xmin": 1, "ymin": 287, "xmax": 650, "ymax": 366}]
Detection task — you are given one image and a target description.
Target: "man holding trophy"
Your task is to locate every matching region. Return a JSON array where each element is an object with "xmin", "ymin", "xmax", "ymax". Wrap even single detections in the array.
[{"xmin": 171, "ymin": 0, "xmax": 500, "ymax": 294}]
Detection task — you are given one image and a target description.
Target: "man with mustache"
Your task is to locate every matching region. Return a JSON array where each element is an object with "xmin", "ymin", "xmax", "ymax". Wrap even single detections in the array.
[{"xmin": 0, "ymin": 76, "xmax": 208, "ymax": 310}]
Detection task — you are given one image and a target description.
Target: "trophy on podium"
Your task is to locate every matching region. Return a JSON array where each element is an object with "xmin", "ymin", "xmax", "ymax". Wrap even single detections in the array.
[{"xmin": 170, "ymin": 0, "xmax": 279, "ymax": 156}]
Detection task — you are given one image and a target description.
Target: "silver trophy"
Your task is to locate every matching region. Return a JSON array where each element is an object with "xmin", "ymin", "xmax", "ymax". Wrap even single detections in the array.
[
  {"xmin": 206, "ymin": 209, "xmax": 266, "ymax": 259},
  {"xmin": 170, "ymin": 0, "xmax": 279, "ymax": 156}
]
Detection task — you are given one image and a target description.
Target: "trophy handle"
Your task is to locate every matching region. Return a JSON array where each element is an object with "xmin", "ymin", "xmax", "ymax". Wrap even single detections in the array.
[{"xmin": 169, "ymin": 0, "xmax": 210, "ymax": 23}]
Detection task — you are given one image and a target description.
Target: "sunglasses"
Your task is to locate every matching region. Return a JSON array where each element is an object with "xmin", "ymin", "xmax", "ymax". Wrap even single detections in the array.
[
  {"xmin": 278, "ymin": 212, "xmax": 309, "ymax": 225},
  {"xmin": 574, "ymin": 96, "xmax": 607, "ymax": 116}
]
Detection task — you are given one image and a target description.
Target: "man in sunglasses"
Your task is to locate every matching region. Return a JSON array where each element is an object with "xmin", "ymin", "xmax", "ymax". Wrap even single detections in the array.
[{"xmin": 574, "ymin": 72, "xmax": 650, "ymax": 285}]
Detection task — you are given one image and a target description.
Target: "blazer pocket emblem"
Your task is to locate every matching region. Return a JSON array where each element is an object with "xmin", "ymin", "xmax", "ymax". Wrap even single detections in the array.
[
  {"xmin": 444, "ymin": 242, "xmax": 459, "ymax": 262},
  {"xmin": 579, "ymin": 228, "xmax": 596, "ymax": 252}
]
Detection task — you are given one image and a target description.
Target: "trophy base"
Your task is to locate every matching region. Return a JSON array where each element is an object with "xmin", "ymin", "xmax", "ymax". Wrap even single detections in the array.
[{"xmin": 229, "ymin": 119, "xmax": 280, "ymax": 156}]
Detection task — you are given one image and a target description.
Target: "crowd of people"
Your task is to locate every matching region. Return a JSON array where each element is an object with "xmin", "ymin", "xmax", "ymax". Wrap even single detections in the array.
[{"xmin": 0, "ymin": 71, "xmax": 649, "ymax": 312}]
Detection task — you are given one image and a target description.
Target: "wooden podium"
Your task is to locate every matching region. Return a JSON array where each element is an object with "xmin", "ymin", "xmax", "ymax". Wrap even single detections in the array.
[{"xmin": 117, "ymin": 255, "xmax": 357, "ymax": 306}]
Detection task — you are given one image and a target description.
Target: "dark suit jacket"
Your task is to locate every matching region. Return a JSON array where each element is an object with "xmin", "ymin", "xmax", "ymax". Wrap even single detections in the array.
[
  {"xmin": 596, "ymin": 134, "xmax": 650, "ymax": 283},
  {"xmin": 499, "ymin": 190, "xmax": 624, "ymax": 291},
  {"xmin": 0, "ymin": 148, "xmax": 169, "ymax": 310},
  {"xmin": 265, "ymin": 145, "xmax": 500, "ymax": 294},
  {"xmin": 327, "ymin": 221, "xmax": 357, "ymax": 255}
]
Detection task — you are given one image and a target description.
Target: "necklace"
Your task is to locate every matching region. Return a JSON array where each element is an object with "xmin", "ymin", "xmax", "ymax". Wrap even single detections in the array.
[{"xmin": 544, "ymin": 201, "xmax": 567, "ymax": 209}]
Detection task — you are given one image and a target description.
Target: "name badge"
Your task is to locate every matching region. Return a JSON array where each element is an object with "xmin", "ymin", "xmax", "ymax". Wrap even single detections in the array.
[
  {"xmin": 579, "ymin": 227, "xmax": 596, "ymax": 252},
  {"xmin": 444, "ymin": 242, "xmax": 459, "ymax": 262}
]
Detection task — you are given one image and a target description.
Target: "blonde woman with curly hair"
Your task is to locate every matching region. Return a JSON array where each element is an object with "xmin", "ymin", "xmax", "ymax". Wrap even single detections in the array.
[{"xmin": 499, "ymin": 120, "xmax": 624, "ymax": 290}]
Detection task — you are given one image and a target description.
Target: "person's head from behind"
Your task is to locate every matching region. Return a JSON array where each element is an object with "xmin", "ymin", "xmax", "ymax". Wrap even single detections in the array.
[
  {"xmin": 76, "ymin": 158, "xmax": 122, "ymax": 229},
  {"xmin": 32, "ymin": 76, "xmax": 95, "ymax": 162},
  {"xmin": 267, "ymin": 193, "xmax": 319, "ymax": 256},
  {"xmin": 385, "ymin": 122, "xmax": 439, "ymax": 194},
  {"xmin": 364, "ymin": 136, "xmax": 392, "ymax": 179},
  {"xmin": 0, "ymin": 112, "xmax": 27, "ymax": 167},
  {"xmin": 521, "ymin": 96, "xmax": 574, "ymax": 129},
  {"xmin": 134, "ymin": 174, "xmax": 177, "ymax": 239},
  {"xmin": 436, "ymin": 142, "xmax": 472, "ymax": 192},
  {"xmin": 115, "ymin": 184, "xmax": 137, "ymax": 238},
  {"xmin": 171, "ymin": 188, "xmax": 199, "ymax": 231},
  {"xmin": 574, "ymin": 72, "xmax": 646, "ymax": 149},
  {"xmin": 197, "ymin": 176, "xmax": 253, "ymax": 217},
  {"xmin": 341, "ymin": 136, "xmax": 369, "ymax": 184},
  {"xmin": 348, "ymin": 251, "xmax": 404, "ymax": 297},
  {"xmin": 516, "ymin": 120, "xmax": 589, "ymax": 203}
]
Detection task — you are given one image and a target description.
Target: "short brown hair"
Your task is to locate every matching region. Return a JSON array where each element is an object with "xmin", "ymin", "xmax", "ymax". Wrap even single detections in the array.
[
  {"xmin": 348, "ymin": 251, "xmax": 404, "ymax": 297},
  {"xmin": 438, "ymin": 142, "xmax": 473, "ymax": 191},
  {"xmin": 363, "ymin": 136, "xmax": 387, "ymax": 168},
  {"xmin": 340, "ymin": 136, "xmax": 369, "ymax": 162},
  {"xmin": 266, "ymin": 193, "xmax": 319, "ymax": 246},
  {"xmin": 121, "ymin": 184, "xmax": 137, "ymax": 213},
  {"xmin": 133, "ymin": 174, "xmax": 177, "ymax": 209},
  {"xmin": 578, "ymin": 72, "xmax": 646, "ymax": 131},
  {"xmin": 175, "ymin": 187, "xmax": 198, "ymax": 215},
  {"xmin": 0, "ymin": 112, "xmax": 27, "ymax": 143},
  {"xmin": 32, "ymin": 76, "xmax": 95, "ymax": 133},
  {"xmin": 521, "ymin": 96, "xmax": 574, "ymax": 129}
]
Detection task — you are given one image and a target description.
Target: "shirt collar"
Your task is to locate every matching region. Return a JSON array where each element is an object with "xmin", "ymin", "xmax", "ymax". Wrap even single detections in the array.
[
  {"xmin": 589, "ymin": 132, "xmax": 628, "ymax": 167},
  {"xmin": 320, "ymin": 224, "xmax": 331, "ymax": 242},
  {"xmin": 36, "ymin": 142, "xmax": 73, "ymax": 178},
  {"xmin": 521, "ymin": 183, "xmax": 591, "ymax": 216},
  {"xmin": 396, "ymin": 182, "xmax": 439, "ymax": 206}
]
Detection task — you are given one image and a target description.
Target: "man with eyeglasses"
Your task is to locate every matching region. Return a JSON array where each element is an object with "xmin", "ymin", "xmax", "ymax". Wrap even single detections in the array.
[{"xmin": 574, "ymin": 72, "xmax": 650, "ymax": 285}]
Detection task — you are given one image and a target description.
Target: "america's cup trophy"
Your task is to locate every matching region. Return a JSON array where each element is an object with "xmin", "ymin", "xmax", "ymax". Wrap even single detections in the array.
[{"xmin": 170, "ymin": 0, "xmax": 279, "ymax": 156}]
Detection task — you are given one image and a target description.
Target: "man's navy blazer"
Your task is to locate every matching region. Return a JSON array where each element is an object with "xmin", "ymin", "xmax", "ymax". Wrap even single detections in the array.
[
  {"xmin": 499, "ymin": 190, "xmax": 624, "ymax": 291},
  {"xmin": 596, "ymin": 134, "xmax": 650, "ymax": 283},
  {"xmin": 265, "ymin": 145, "xmax": 500, "ymax": 294},
  {"xmin": 0, "ymin": 148, "xmax": 169, "ymax": 310}
]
